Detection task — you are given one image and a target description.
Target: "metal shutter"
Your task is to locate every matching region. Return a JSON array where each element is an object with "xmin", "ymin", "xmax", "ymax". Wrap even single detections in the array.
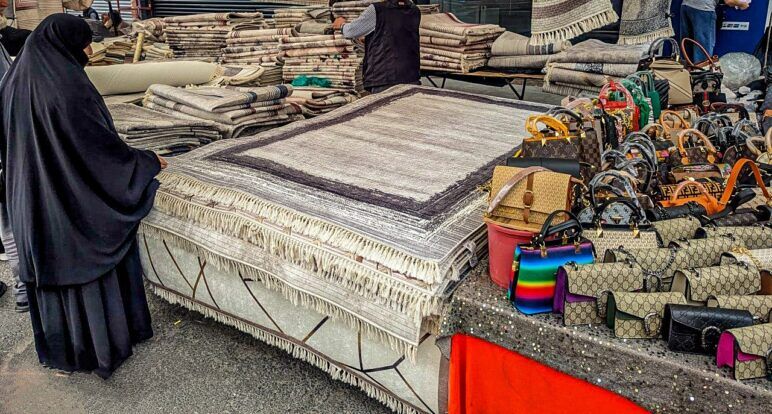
[{"xmin": 151, "ymin": 0, "xmax": 298, "ymax": 18}]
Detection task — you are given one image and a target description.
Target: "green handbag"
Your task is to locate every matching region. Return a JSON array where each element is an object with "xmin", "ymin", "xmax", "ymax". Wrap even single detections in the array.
[{"xmin": 634, "ymin": 71, "xmax": 661, "ymax": 121}]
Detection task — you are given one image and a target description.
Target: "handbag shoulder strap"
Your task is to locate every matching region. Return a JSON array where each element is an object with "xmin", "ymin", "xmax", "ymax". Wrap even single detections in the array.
[
  {"xmin": 680, "ymin": 37, "xmax": 720, "ymax": 72},
  {"xmin": 488, "ymin": 166, "xmax": 548, "ymax": 213},
  {"xmin": 720, "ymin": 159, "xmax": 772, "ymax": 206},
  {"xmin": 660, "ymin": 110, "xmax": 689, "ymax": 131},
  {"xmin": 678, "ymin": 129, "xmax": 717, "ymax": 155},
  {"xmin": 670, "ymin": 180, "xmax": 713, "ymax": 203}
]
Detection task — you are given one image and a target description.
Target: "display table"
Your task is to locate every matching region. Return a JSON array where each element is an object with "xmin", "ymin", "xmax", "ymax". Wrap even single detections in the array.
[
  {"xmin": 438, "ymin": 263, "xmax": 772, "ymax": 413},
  {"xmin": 421, "ymin": 69, "xmax": 545, "ymax": 100}
]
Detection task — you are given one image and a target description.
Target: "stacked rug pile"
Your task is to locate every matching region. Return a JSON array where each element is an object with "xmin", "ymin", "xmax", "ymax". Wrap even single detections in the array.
[
  {"xmin": 143, "ymin": 84, "xmax": 302, "ymax": 138},
  {"xmin": 543, "ymin": 39, "xmax": 648, "ymax": 96},
  {"xmin": 143, "ymin": 42, "xmax": 174, "ymax": 60},
  {"xmin": 417, "ymin": 4, "xmax": 440, "ymax": 14},
  {"xmin": 131, "ymin": 18, "xmax": 166, "ymax": 43},
  {"xmin": 280, "ymin": 34, "xmax": 363, "ymax": 93},
  {"xmin": 273, "ymin": 7, "xmax": 331, "ymax": 28},
  {"xmin": 164, "ymin": 13, "xmax": 266, "ymax": 61},
  {"xmin": 420, "ymin": 13, "xmax": 504, "ymax": 73},
  {"xmin": 207, "ymin": 65, "xmax": 284, "ymax": 87},
  {"xmin": 137, "ymin": 85, "xmax": 549, "ymax": 414},
  {"xmin": 87, "ymin": 38, "xmax": 135, "ymax": 65},
  {"xmin": 331, "ymin": 0, "xmax": 379, "ymax": 22},
  {"xmin": 286, "ymin": 87, "xmax": 358, "ymax": 117},
  {"xmin": 108, "ymin": 103, "xmax": 222, "ymax": 155},
  {"xmin": 488, "ymin": 31, "xmax": 569, "ymax": 72},
  {"xmin": 222, "ymin": 27, "xmax": 292, "ymax": 65}
]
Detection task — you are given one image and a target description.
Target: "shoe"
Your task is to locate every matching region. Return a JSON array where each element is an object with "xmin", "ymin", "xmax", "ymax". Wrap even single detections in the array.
[
  {"xmin": 0, "ymin": 281, "xmax": 6, "ymax": 298},
  {"xmin": 15, "ymin": 301, "xmax": 29, "ymax": 313}
]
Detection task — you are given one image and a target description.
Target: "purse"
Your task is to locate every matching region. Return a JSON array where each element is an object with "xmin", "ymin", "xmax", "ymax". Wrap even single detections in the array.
[
  {"xmin": 708, "ymin": 295, "xmax": 772, "ymax": 323},
  {"xmin": 657, "ymin": 180, "xmax": 722, "ymax": 215},
  {"xmin": 640, "ymin": 123, "xmax": 675, "ymax": 162},
  {"xmin": 697, "ymin": 225, "xmax": 772, "ymax": 250},
  {"xmin": 716, "ymin": 323, "xmax": 772, "ymax": 380},
  {"xmin": 598, "ymin": 81, "xmax": 639, "ymax": 133},
  {"xmin": 521, "ymin": 115, "xmax": 581, "ymax": 160},
  {"xmin": 643, "ymin": 38, "xmax": 693, "ymax": 106},
  {"xmin": 671, "ymin": 263, "xmax": 761, "ymax": 305},
  {"xmin": 510, "ymin": 210, "xmax": 595, "ymax": 315},
  {"xmin": 581, "ymin": 199, "xmax": 658, "ymax": 259},
  {"xmin": 675, "ymin": 129, "xmax": 718, "ymax": 166},
  {"xmin": 656, "ymin": 181, "xmax": 723, "ymax": 202},
  {"xmin": 633, "ymin": 71, "xmax": 661, "ymax": 121},
  {"xmin": 663, "ymin": 304, "xmax": 754, "ymax": 354},
  {"xmin": 711, "ymin": 102, "xmax": 750, "ymax": 124},
  {"xmin": 651, "ymin": 216, "xmax": 701, "ymax": 246},
  {"xmin": 681, "ymin": 38, "xmax": 724, "ymax": 112},
  {"xmin": 646, "ymin": 201, "xmax": 707, "ymax": 223},
  {"xmin": 660, "ymin": 110, "xmax": 690, "ymax": 143},
  {"xmin": 486, "ymin": 166, "xmax": 574, "ymax": 232},
  {"xmin": 554, "ymin": 262, "xmax": 645, "ymax": 326},
  {"xmin": 547, "ymin": 107, "xmax": 603, "ymax": 180},
  {"xmin": 505, "ymin": 157, "xmax": 581, "ymax": 179},
  {"xmin": 606, "ymin": 291, "xmax": 687, "ymax": 339}
]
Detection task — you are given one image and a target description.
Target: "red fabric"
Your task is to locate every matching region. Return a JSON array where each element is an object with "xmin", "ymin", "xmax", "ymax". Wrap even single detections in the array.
[{"xmin": 448, "ymin": 334, "xmax": 649, "ymax": 414}]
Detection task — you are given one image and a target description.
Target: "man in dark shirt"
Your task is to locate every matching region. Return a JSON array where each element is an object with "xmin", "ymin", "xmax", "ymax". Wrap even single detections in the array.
[{"xmin": 333, "ymin": 0, "xmax": 421, "ymax": 94}]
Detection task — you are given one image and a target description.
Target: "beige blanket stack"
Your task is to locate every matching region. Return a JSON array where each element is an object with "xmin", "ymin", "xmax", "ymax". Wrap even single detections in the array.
[
  {"xmin": 207, "ymin": 65, "xmax": 284, "ymax": 87},
  {"xmin": 273, "ymin": 7, "xmax": 331, "ymax": 28},
  {"xmin": 331, "ymin": 0, "xmax": 380, "ymax": 22},
  {"xmin": 286, "ymin": 87, "xmax": 358, "ymax": 117},
  {"xmin": 222, "ymin": 28, "xmax": 293, "ymax": 65},
  {"xmin": 487, "ymin": 31, "xmax": 570, "ymax": 72},
  {"xmin": 164, "ymin": 13, "xmax": 267, "ymax": 61},
  {"xmin": 279, "ymin": 34, "xmax": 364, "ymax": 93},
  {"xmin": 420, "ymin": 13, "xmax": 504, "ymax": 73}
]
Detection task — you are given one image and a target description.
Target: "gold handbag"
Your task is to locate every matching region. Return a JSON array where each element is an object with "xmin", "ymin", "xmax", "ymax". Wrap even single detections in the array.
[
  {"xmin": 485, "ymin": 166, "xmax": 573, "ymax": 232},
  {"xmin": 671, "ymin": 264, "xmax": 761, "ymax": 305},
  {"xmin": 606, "ymin": 292, "xmax": 686, "ymax": 339}
]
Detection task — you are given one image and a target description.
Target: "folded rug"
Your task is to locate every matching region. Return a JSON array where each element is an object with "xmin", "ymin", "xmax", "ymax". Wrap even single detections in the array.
[
  {"xmin": 618, "ymin": 0, "xmax": 674, "ymax": 45},
  {"xmin": 488, "ymin": 55, "xmax": 551, "ymax": 70},
  {"xmin": 545, "ymin": 66, "xmax": 619, "ymax": 88},
  {"xmin": 547, "ymin": 39, "xmax": 648, "ymax": 64},
  {"xmin": 490, "ymin": 31, "xmax": 570, "ymax": 56},
  {"xmin": 549, "ymin": 62, "xmax": 638, "ymax": 77},
  {"xmin": 530, "ymin": 0, "xmax": 618, "ymax": 46},
  {"xmin": 420, "ymin": 13, "xmax": 503, "ymax": 73}
]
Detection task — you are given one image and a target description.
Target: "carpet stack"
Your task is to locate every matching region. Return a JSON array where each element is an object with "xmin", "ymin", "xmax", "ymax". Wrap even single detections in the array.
[
  {"xmin": 280, "ymin": 35, "xmax": 363, "ymax": 93},
  {"xmin": 143, "ymin": 84, "xmax": 303, "ymax": 138},
  {"xmin": 286, "ymin": 87, "xmax": 358, "ymax": 117},
  {"xmin": 417, "ymin": 4, "xmax": 440, "ymax": 14},
  {"xmin": 109, "ymin": 103, "xmax": 222, "ymax": 156},
  {"xmin": 143, "ymin": 42, "xmax": 174, "ymax": 60},
  {"xmin": 164, "ymin": 13, "xmax": 267, "ymax": 61},
  {"xmin": 487, "ymin": 31, "xmax": 569, "ymax": 72},
  {"xmin": 208, "ymin": 65, "xmax": 284, "ymax": 87},
  {"xmin": 420, "ymin": 13, "xmax": 504, "ymax": 73},
  {"xmin": 273, "ymin": 7, "xmax": 331, "ymax": 28},
  {"xmin": 543, "ymin": 39, "xmax": 648, "ymax": 96},
  {"xmin": 331, "ymin": 0, "xmax": 380, "ymax": 22},
  {"xmin": 222, "ymin": 28, "xmax": 292, "ymax": 65}
]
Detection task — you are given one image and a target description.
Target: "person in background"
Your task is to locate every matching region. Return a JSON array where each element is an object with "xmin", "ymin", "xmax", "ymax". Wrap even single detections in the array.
[
  {"xmin": 680, "ymin": 0, "xmax": 750, "ymax": 62},
  {"xmin": 82, "ymin": 7, "xmax": 100, "ymax": 21},
  {"xmin": 332, "ymin": 0, "xmax": 421, "ymax": 94},
  {"xmin": 0, "ymin": 14, "xmax": 165, "ymax": 377},
  {"xmin": 0, "ymin": 15, "xmax": 31, "ymax": 56}
]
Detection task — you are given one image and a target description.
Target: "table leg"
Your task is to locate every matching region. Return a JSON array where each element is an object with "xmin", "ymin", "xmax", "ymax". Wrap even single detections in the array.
[
  {"xmin": 507, "ymin": 79, "xmax": 527, "ymax": 100},
  {"xmin": 441, "ymin": 76, "xmax": 447, "ymax": 88},
  {"xmin": 425, "ymin": 75, "xmax": 439, "ymax": 88}
]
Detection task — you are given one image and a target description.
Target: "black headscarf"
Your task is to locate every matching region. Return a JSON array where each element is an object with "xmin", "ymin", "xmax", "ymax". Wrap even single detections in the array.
[{"xmin": 0, "ymin": 14, "xmax": 161, "ymax": 287}]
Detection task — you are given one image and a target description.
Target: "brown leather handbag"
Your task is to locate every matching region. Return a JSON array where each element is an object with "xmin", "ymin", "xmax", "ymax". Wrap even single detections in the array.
[
  {"xmin": 676, "ymin": 129, "xmax": 718, "ymax": 165},
  {"xmin": 521, "ymin": 115, "xmax": 581, "ymax": 160},
  {"xmin": 660, "ymin": 110, "xmax": 690, "ymax": 143}
]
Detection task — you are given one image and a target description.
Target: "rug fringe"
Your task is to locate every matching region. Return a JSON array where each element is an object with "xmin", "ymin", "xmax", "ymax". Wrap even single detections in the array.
[
  {"xmin": 530, "ymin": 9, "xmax": 619, "ymax": 46},
  {"xmin": 150, "ymin": 285, "xmax": 424, "ymax": 414},
  {"xmin": 141, "ymin": 224, "xmax": 435, "ymax": 359},
  {"xmin": 617, "ymin": 27, "xmax": 674, "ymax": 45},
  {"xmin": 155, "ymin": 172, "xmax": 452, "ymax": 286}
]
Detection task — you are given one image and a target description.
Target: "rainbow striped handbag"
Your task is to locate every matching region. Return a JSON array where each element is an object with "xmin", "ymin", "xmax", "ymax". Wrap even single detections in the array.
[{"xmin": 510, "ymin": 210, "xmax": 595, "ymax": 315}]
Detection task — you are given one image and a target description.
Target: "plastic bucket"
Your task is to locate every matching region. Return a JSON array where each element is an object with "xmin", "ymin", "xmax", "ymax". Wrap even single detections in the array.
[{"xmin": 486, "ymin": 222, "xmax": 534, "ymax": 289}]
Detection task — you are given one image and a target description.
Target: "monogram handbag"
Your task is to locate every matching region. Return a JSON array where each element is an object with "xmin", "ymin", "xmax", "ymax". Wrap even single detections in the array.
[
  {"xmin": 521, "ymin": 115, "xmax": 580, "ymax": 160},
  {"xmin": 711, "ymin": 102, "xmax": 750, "ymax": 124},
  {"xmin": 605, "ymin": 236, "xmax": 744, "ymax": 291},
  {"xmin": 651, "ymin": 216, "xmax": 701, "ymax": 245},
  {"xmin": 554, "ymin": 262, "xmax": 645, "ymax": 326},
  {"xmin": 656, "ymin": 181, "xmax": 724, "ymax": 202},
  {"xmin": 642, "ymin": 38, "xmax": 693, "ymax": 106},
  {"xmin": 721, "ymin": 247, "xmax": 772, "ymax": 271},
  {"xmin": 657, "ymin": 180, "xmax": 722, "ymax": 215},
  {"xmin": 510, "ymin": 211, "xmax": 595, "ymax": 315},
  {"xmin": 681, "ymin": 38, "xmax": 724, "ymax": 112},
  {"xmin": 577, "ymin": 170, "xmax": 644, "ymax": 224},
  {"xmin": 663, "ymin": 304, "xmax": 754, "ymax": 354},
  {"xmin": 547, "ymin": 107, "xmax": 602, "ymax": 179},
  {"xmin": 598, "ymin": 81, "xmax": 639, "ymax": 133},
  {"xmin": 697, "ymin": 225, "xmax": 772, "ymax": 250},
  {"xmin": 710, "ymin": 207, "xmax": 772, "ymax": 227},
  {"xmin": 581, "ymin": 199, "xmax": 658, "ymax": 259},
  {"xmin": 640, "ymin": 123, "xmax": 675, "ymax": 162},
  {"xmin": 716, "ymin": 323, "xmax": 772, "ymax": 381},
  {"xmin": 675, "ymin": 129, "xmax": 719, "ymax": 166},
  {"xmin": 660, "ymin": 110, "xmax": 690, "ymax": 143},
  {"xmin": 486, "ymin": 166, "xmax": 574, "ymax": 232},
  {"xmin": 708, "ymin": 295, "xmax": 772, "ymax": 323},
  {"xmin": 671, "ymin": 263, "xmax": 761, "ymax": 305},
  {"xmin": 668, "ymin": 164, "xmax": 727, "ymax": 183},
  {"xmin": 606, "ymin": 292, "xmax": 687, "ymax": 339}
]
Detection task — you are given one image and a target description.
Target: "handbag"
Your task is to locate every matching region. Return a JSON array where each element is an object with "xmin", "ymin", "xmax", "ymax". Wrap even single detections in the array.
[
  {"xmin": 506, "ymin": 157, "xmax": 581, "ymax": 179},
  {"xmin": 721, "ymin": 248, "xmax": 772, "ymax": 294},
  {"xmin": 710, "ymin": 207, "xmax": 772, "ymax": 227},
  {"xmin": 716, "ymin": 158, "xmax": 772, "ymax": 213},
  {"xmin": 640, "ymin": 123, "xmax": 675, "ymax": 162},
  {"xmin": 486, "ymin": 166, "xmax": 574, "ymax": 232},
  {"xmin": 576, "ymin": 170, "xmax": 644, "ymax": 225},
  {"xmin": 622, "ymin": 76, "xmax": 651, "ymax": 129},
  {"xmin": 581, "ymin": 199, "xmax": 658, "ymax": 259},
  {"xmin": 605, "ymin": 235, "xmax": 743, "ymax": 291},
  {"xmin": 663, "ymin": 304, "xmax": 754, "ymax": 354},
  {"xmin": 653, "ymin": 78, "xmax": 670, "ymax": 110},
  {"xmin": 675, "ymin": 129, "xmax": 718, "ymax": 165},
  {"xmin": 510, "ymin": 210, "xmax": 594, "ymax": 315},
  {"xmin": 656, "ymin": 180, "xmax": 723, "ymax": 202},
  {"xmin": 598, "ymin": 81, "xmax": 639, "ymax": 133},
  {"xmin": 646, "ymin": 201, "xmax": 707, "ymax": 223},
  {"xmin": 521, "ymin": 115, "xmax": 580, "ymax": 160},
  {"xmin": 753, "ymin": 129, "xmax": 772, "ymax": 164},
  {"xmin": 651, "ymin": 216, "xmax": 701, "ymax": 245},
  {"xmin": 606, "ymin": 292, "xmax": 687, "ymax": 339},
  {"xmin": 671, "ymin": 263, "xmax": 761, "ymax": 305},
  {"xmin": 695, "ymin": 114, "xmax": 734, "ymax": 152},
  {"xmin": 633, "ymin": 71, "xmax": 661, "ymax": 121},
  {"xmin": 657, "ymin": 180, "xmax": 722, "ymax": 215},
  {"xmin": 546, "ymin": 107, "xmax": 603, "ymax": 180},
  {"xmin": 711, "ymin": 102, "xmax": 750, "ymax": 124},
  {"xmin": 643, "ymin": 38, "xmax": 693, "ymax": 106},
  {"xmin": 716, "ymin": 323, "xmax": 772, "ymax": 380},
  {"xmin": 554, "ymin": 262, "xmax": 645, "ymax": 326},
  {"xmin": 660, "ymin": 110, "xmax": 690, "ymax": 143},
  {"xmin": 697, "ymin": 225, "xmax": 772, "ymax": 250},
  {"xmin": 708, "ymin": 295, "xmax": 772, "ymax": 323},
  {"xmin": 681, "ymin": 38, "xmax": 724, "ymax": 112},
  {"xmin": 668, "ymin": 164, "xmax": 727, "ymax": 183}
]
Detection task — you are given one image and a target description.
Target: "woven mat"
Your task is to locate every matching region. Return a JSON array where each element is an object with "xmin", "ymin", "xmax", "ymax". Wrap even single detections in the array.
[
  {"xmin": 617, "ymin": 0, "xmax": 674, "ymax": 45},
  {"xmin": 530, "ymin": 0, "xmax": 618, "ymax": 46}
]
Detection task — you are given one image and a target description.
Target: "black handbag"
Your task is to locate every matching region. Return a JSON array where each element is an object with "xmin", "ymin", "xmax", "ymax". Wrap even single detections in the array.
[
  {"xmin": 646, "ymin": 201, "xmax": 707, "ymax": 222},
  {"xmin": 506, "ymin": 157, "xmax": 582, "ymax": 179},
  {"xmin": 663, "ymin": 304, "xmax": 753, "ymax": 354},
  {"xmin": 654, "ymin": 79, "xmax": 670, "ymax": 111}
]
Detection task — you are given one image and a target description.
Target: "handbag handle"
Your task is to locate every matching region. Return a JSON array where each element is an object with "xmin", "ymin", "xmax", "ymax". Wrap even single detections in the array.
[
  {"xmin": 746, "ymin": 136, "xmax": 765, "ymax": 157},
  {"xmin": 633, "ymin": 71, "xmax": 656, "ymax": 92},
  {"xmin": 525, "ymin": 115, "xmax": 570, "ymax": 140},
  {"xmin": 593, "ymin": 197, "xmax": 646, "ymax": 224},
  {"xmin": 599, "ymin": 80, "xmax": 635, "ymax": 109},
  {"xmin": 711, "ymin": 102, "xmax": 750, "ymax": 120},
  {"xmin": 641, "ymin": 123, "xmax": 666, "ymax": 140},
  {"xmin": 660, "ymin": 110, "xmax": 689, "ymax": 131},
  {"xmin": 678, "ymin": 129, "xmax": 717, "ymax": 157},
  {"xmin": 669, "ymin": 180, "xmax": 714, "ymax": 203},
  {"xmin": 719, "ymin": 158, "xmax": 772, "ymax": 206},
  {"xmin": 547, "ymin": 107, "xmax": 585, "ymax": 128},
  {"xmin": 588, "ymin": 170, "xmax": 641, "ymax": 209},
  {"xmin": 680, "ymin": 37, "xmax": 720, "ymax": 72},
  {"xmin": 733, "ymin": 119, "xmax": 760, "ymax": 137},
  {"xmin": 647, "ymin": 37, "xmax": 680, "ymax": 61},
  {"xmin": 487, "ymin": 166, "xmax": 548, "ymax": 214},
  {"xmin": 535, "ymin": 210, "xmax": 583, "ymax": 244}
]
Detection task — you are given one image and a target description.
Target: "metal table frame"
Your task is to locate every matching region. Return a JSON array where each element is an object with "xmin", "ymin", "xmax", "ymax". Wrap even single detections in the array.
[{"xmin": 421, "ymin": 70, "xmax": 545, "ymax": 100}]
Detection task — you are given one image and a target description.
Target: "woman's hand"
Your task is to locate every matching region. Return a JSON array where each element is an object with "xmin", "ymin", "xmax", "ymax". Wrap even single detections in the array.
[{"xmin": 156, "ymin": 154, "xmax": 168, "ymax": 169}]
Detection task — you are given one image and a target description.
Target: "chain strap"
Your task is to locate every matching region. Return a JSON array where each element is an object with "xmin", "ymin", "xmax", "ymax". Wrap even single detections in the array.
[
  {"xmin": 618, "ymin": 246, "xmax": 677, "ymax": 292},
  {"xmin": 730, "ymin": 246, "xmax": 763, "ymax": 270}
]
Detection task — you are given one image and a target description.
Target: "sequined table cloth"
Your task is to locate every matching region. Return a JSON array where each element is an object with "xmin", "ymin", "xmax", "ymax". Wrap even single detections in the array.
[{"xmin": 438, "ymin": 263, "xmax": 772, "ymax": 413}]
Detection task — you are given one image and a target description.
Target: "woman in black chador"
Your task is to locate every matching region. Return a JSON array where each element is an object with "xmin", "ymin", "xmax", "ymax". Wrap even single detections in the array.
[{"xmin": 0, "ymin": 14, "xmax": 166, "ymax": 378}]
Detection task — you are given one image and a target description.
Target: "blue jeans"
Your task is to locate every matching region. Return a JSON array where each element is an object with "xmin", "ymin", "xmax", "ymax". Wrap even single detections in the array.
[{"xmin": 680, "ymin": 5, "xmax": 716, "ymax": 63}]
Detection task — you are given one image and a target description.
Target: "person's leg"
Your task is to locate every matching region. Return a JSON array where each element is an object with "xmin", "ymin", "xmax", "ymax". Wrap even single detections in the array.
[
  {"xmin": 0, "ymin": 202, "xmax": 26, "ymax": 311},
  {"xmin": 687, "ymin": 8, "xmax": 717, "ymax": 62},
  {"xmin": 680, "ymin": 5, "xmax": 696, "ymax": 62}
]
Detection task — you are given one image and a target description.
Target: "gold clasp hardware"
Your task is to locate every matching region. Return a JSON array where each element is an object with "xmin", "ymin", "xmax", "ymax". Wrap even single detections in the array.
[
  {"xmin": 540, "ymin": 243, "xmax": 547, "ymax": 258},
  {"xmin": 540, "ymin": 138, "xmax": 547, "ymax": 146},
  {"xmin": 574, "ymin": 240, "xmax": 581, "ymax": 254}
]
